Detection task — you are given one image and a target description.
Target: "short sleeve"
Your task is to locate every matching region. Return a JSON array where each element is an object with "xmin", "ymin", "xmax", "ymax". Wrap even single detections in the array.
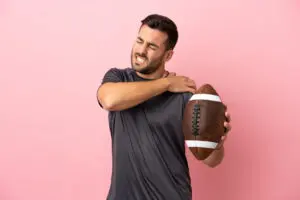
[
  {"xmin": 101, "ymin": 67, "xmax": 124, "ymax": 84},
  {"xmin": 97, "ymin": 68, "xmax": 124, "ymax": 108}
]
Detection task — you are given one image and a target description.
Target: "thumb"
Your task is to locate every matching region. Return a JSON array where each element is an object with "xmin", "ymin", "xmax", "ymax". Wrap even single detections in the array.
[{"xmin": 216, "ymin": 136, "xmax": 226, "ymax": 150}]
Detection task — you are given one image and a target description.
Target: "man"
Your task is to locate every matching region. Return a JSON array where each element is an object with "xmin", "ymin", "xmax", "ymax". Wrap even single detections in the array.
[{"xmin": 97, "ymin": 14, "xmax": 231, "ymax": 200}]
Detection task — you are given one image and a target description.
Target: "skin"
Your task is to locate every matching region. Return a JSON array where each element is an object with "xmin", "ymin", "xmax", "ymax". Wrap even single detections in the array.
[
  {"xmin": 97, "ymin": 24, "xmax": 232, "ymax": 168},
  {"xmin": 130, "ymin": 24, "xmax": 173, "ymax": 79}
]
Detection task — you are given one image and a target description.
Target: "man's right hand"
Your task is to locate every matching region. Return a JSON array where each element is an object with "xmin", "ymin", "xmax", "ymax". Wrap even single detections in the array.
[{"xmin": 164, "ymin": 72, "xmax": 197, "ymax": 94}]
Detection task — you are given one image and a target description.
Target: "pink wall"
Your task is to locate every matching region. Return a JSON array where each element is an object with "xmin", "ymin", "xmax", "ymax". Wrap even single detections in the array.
[{"xmin": 1, "ymin": 0, "xmax": 299, "ymax": 199}]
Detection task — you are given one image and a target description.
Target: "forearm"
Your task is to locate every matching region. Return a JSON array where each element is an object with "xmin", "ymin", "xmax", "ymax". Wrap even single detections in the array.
[
  {"xmin": 97, "ymin": 78, "xmax": 170, "ymax": 111},
  {"xmin": 202, "ymin": 146, "xmax": 224, "ymax": 168}
]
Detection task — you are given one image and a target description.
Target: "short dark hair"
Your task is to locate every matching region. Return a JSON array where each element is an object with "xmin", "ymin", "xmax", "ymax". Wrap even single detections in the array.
[{"xmin": 141, "ymin": 14, "xmax": 178, "ymax": 50}]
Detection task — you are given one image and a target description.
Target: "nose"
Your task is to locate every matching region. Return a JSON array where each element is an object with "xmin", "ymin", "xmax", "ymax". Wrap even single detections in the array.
[{"xmin": 136, "ymin": 44, "xmax": 147, "ymax": 57}]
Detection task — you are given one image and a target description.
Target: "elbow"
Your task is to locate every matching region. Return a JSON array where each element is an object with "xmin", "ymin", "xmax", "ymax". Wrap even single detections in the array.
[
  {"xmin": 97, "ymin": 87, "xmax": 116, "ymax": 111},
  {"xmin": 98, "ymin": 95, "xmax": 116, "ymax": 111},
  {"xmin": 100, "ymin": 99, "xmax": 114, "ymax": 111}
]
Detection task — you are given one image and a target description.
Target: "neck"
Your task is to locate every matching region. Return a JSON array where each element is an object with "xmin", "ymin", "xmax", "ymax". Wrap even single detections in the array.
[{"xmin": 136, "ymin": 66, "xmax": 165, "ymax": 80}]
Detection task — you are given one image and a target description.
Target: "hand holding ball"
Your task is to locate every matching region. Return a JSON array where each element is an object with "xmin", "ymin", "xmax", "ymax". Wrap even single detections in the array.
[{"xmin": 182, "ymin": 84, "xmax": 226, "ymax": 160}]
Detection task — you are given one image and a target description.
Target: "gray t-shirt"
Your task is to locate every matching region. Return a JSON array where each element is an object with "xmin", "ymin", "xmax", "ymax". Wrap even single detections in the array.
[{"xmin": 99, "ymin": 67, "xmax": 193, "ymax": 200}]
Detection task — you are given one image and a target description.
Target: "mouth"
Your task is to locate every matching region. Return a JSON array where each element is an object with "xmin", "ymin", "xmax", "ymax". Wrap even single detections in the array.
[{"xmin": 135, "ymin": 55, "xmax": 147, "ymax": 65}]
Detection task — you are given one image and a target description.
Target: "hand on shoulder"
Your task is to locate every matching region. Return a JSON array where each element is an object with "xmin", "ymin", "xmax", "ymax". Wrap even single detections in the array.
[{"xmin": 162, "ymin": 70, "xmax": 197, "ymax": 94}]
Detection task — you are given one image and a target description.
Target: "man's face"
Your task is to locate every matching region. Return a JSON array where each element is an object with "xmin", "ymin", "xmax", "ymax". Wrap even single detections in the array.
[{"xmin": 131, "ymin": 25, "xmax": 171, "ymax": 75}]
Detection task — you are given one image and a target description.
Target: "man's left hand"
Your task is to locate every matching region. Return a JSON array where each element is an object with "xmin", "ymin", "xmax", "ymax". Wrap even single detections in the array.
[{"xmin": 216, "ymin": 108, "xmax": 231, "ymax": 150}]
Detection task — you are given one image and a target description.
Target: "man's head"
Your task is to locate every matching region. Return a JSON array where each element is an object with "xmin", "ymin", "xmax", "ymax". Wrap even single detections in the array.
[{"xmin": 131, "ymin": 14, "xmax": 178, "ymax": 77}]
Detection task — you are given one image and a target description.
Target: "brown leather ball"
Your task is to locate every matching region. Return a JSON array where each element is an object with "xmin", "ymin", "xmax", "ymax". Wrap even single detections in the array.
[{"xmin": 182, "ymin": 84, "xmax": 226, "ymax": 160}]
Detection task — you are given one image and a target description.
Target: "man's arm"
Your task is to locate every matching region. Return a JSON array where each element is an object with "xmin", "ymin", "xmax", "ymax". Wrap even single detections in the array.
[
  {"xmin": 202, "ymin": 112, "xmax": 231, "ymax": 168},
  {"xmin": 97, "ymin": 68, "xmax": 196, "ymax": 111},
  {"xmin": 97, "ymin": 79, "xmax": 170, "ymax": 111}
]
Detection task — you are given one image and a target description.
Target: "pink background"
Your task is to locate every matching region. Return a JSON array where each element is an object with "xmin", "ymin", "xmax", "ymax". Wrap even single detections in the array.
[{"xmin": 1, "ymin": 0, "xmax": 300, "ymax": 199}]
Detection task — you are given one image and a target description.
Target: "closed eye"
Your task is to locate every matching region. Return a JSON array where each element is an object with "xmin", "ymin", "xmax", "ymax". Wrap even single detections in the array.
[
  {"xmin": 149, "ymin": 44, "xmax": 158, "ymax": 50},
  {"xmin": 136, "ymin": 37, "xmax": 143, "ymax": 44},
  {"xmin": 136, "ymin": 37, "xmax": 159, "ymax": 50}
]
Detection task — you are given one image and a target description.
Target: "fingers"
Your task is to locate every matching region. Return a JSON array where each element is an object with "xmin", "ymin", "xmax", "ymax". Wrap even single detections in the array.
[
  {"xmin": 184, "ymin": 78, "xmax": 197, "ymax": 93},
  {"xmin": 225, "ymin": 111, "xmax": 231, "ymax": 122},
  {"xmin": 188, "ymin": 79, "xmax": 197, "ymax": 89},
  {"xmin": 216, "ymin": 135, "xmax": 226, "ymax": 150},
  {"xmin": 169, "ymin": 72, "xmax": 176, "ymax": 76},
  {"xmin": 163, "ymin": 71, "xmax": 176, "ymax": 77},
  {"xmin": 224, "ymin": 121, "xmax": 231, "ymax": 134},
  {"xmin": 167, "ymin": 75, "xmax": 197, "ymax": 94},
  {"xmin": 224, "ymin": 111, "xmax": 231, "ymax": 133},
  {"xmin": 220, "ymin": 135, "xmax": 227, "ymax": 144},
  {"xmin": 223, "ymin": 104, "xmax": 228, "ymax": 111},
  {"xmin": 184, "ymin": 77, "xmax": 196, "ymax": 88},
  {"xmin": 218, "ymin": 107, "xmax": 232, "ymax": 149},
  {"xmin": 162, "ymin": 71, "xmax": 169, "ymax": 77},
  {"xmin": 187, "ymin": 87, "xmax": 196, "ymax": 94}
]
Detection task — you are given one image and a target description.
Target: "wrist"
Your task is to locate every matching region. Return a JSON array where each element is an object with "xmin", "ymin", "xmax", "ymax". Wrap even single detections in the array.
[{"xmin": 158, "ymin": 77, "xmax": 171, "ymax": 91}]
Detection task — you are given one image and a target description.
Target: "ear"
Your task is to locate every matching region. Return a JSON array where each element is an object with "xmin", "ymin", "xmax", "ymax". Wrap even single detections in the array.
[{"xmin": 164, "ymin": 50, "xmax": 174, "ymax": 62}]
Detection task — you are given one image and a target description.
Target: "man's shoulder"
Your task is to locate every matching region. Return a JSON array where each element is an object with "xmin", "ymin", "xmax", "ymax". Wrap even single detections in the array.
[
  {"xmin": 105, "ymin": 67, "xmax": 133, "ymax": 75},
  {"xmin": 104, "ymin": 67, "xmax": 136, "ymax": 80}
]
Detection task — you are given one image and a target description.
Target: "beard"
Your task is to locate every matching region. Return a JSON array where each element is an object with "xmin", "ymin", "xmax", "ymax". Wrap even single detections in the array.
[{"xmin": 130, "ymin": 49, "xmax": 164, "ymax": 75}]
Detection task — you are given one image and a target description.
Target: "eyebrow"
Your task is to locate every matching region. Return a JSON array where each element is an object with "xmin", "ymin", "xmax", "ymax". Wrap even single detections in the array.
[{"xmin": 137, "ymin": 37, "xmax": 160, "ymax": 48}]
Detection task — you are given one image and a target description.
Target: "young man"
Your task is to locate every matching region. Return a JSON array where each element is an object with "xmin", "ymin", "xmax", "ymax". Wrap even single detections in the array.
[{"xmin": 97, "ymin": 14, "xmax": 231, "ymax": 200}]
